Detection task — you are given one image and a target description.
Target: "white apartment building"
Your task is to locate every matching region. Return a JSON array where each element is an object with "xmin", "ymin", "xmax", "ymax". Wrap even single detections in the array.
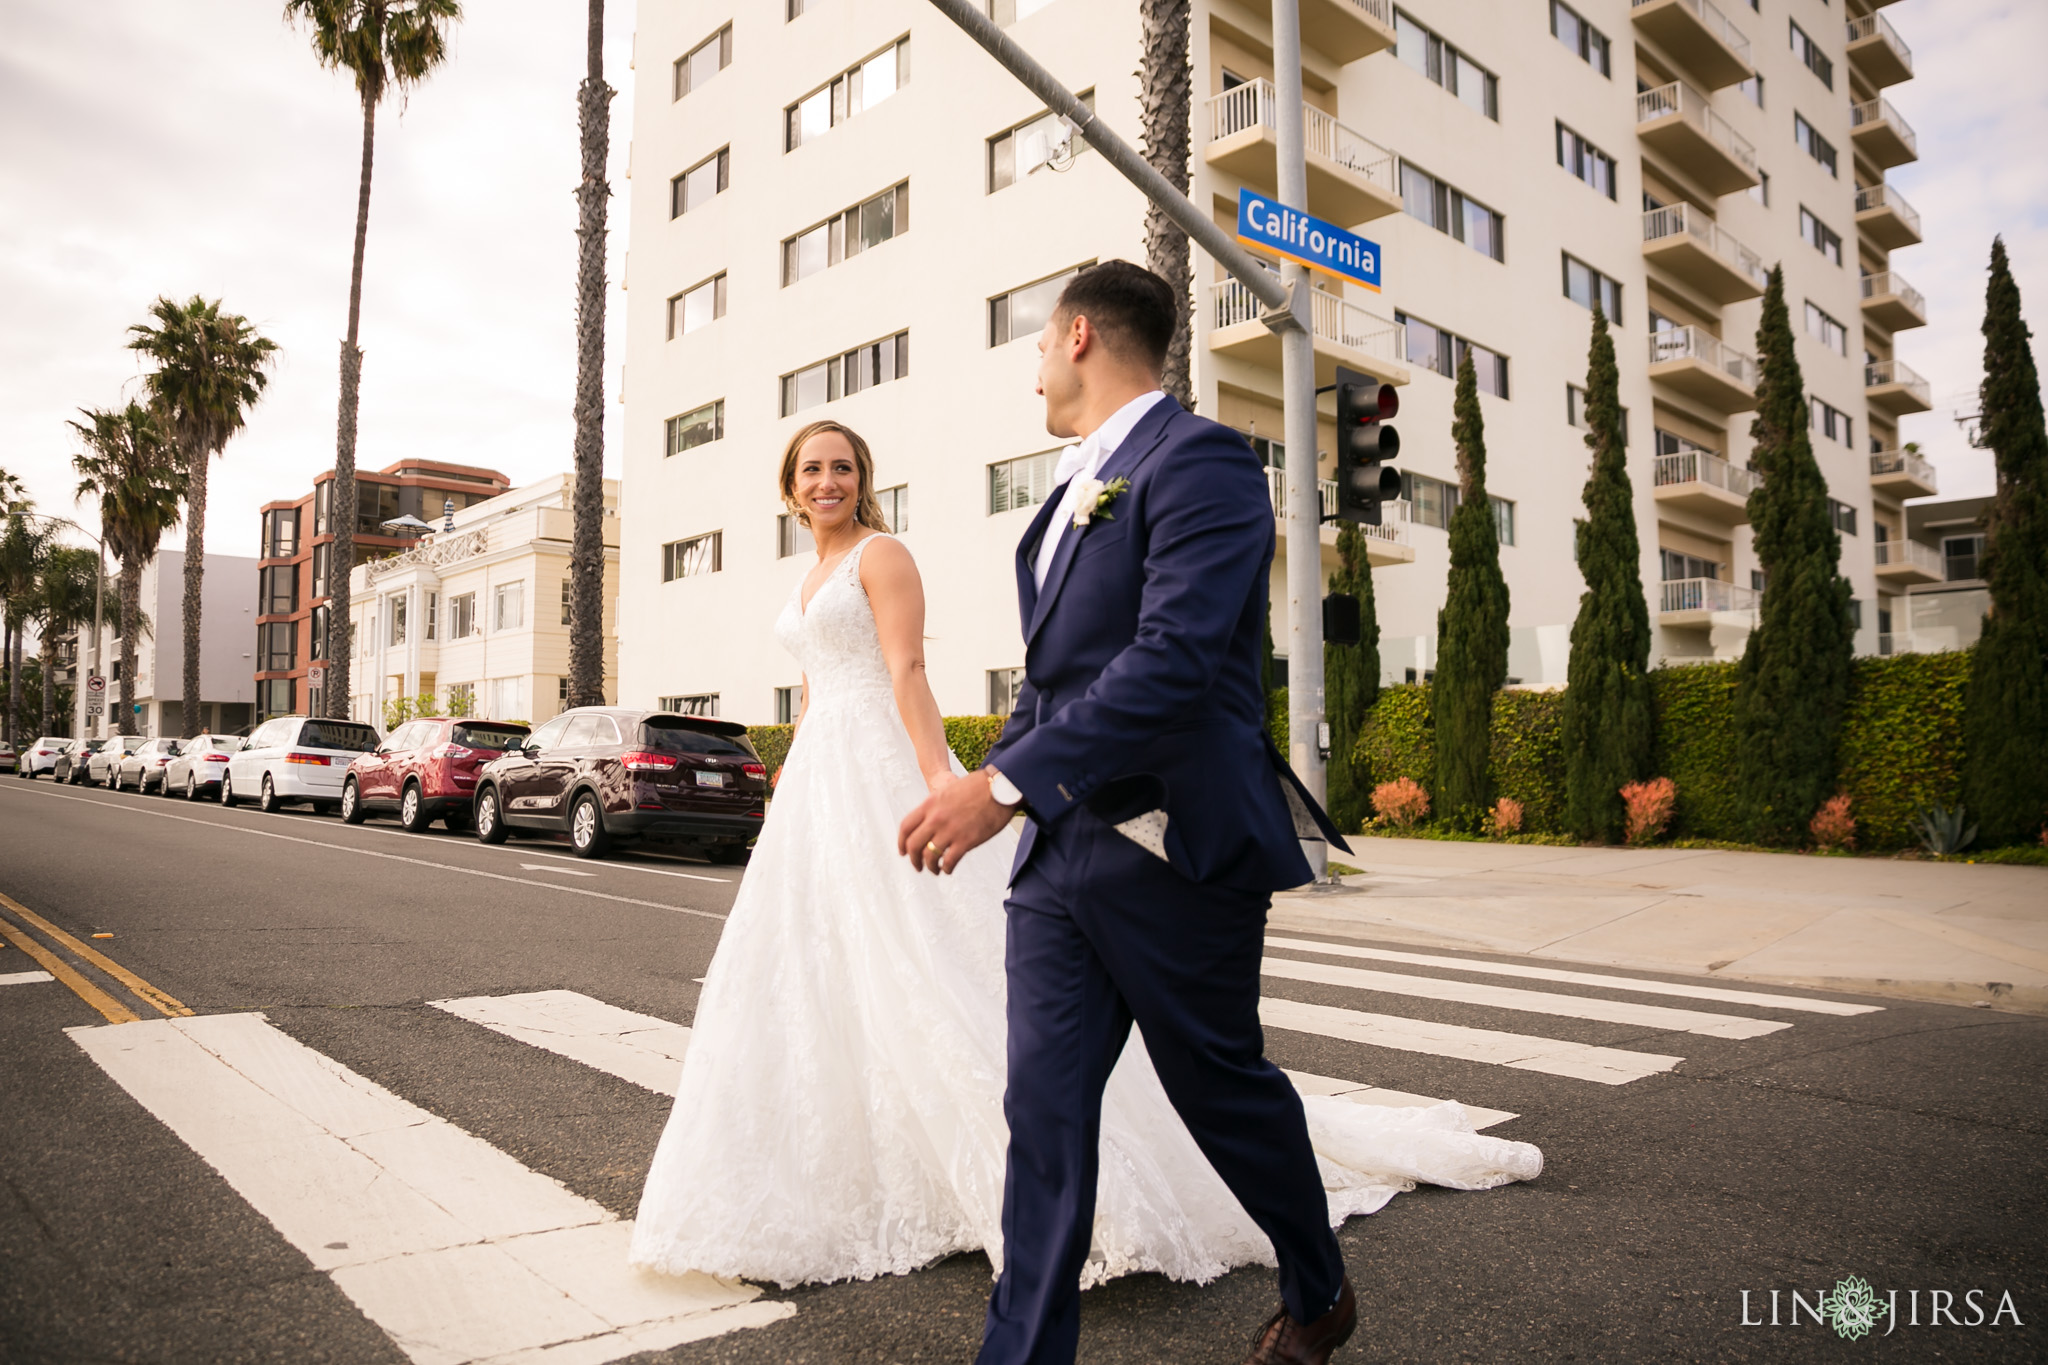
[
  {"xmin": 619, "ymin": 0, "xmax": 1927, "ymax": 720},
  {"xmin": 99, "ymin": 549, "xmax": 259, "ymax": 737},
  {"xmin": 346, "ymin": 473, "xmax": 620, "ymax": 727}
]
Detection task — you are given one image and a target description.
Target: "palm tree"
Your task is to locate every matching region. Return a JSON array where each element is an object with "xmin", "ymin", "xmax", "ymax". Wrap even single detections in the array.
[
  {"xmin": 70, "ymin": 403, "xmax": 185, "ymax": 737},
  {"xmin": 31, "ymin": 545, "xmax": 105, "ymax": 737},
  {"xmin": 127, "ymin": 296, "xmax": 279, "ymax": 737},
  {"xmin": 566, "ymin": 0, "xmax": 611, "ymax": 709},
  {"xmin": 1140, "ymin": 0, "xmax": 1193, "ymax": 409},
  {"xmin": 285, "ymin": 0, "xmax": 462, "ymax": 716},
  {"xmin": 0, "ymin": 507, "xmax": 50, "ymax": 751}
]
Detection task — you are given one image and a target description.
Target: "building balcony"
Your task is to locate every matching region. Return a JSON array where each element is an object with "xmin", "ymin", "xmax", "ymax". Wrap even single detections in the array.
[
  {"xmin": 1861, "ymin": 270, "xmax": 1927, "ymax": 332},
  {"xmin": 1869, "ymin": 447, "xmax": 1938, "ymax": 499},
  {"xmin": 1229, "ymin": 0, "xmax": 1396, "ymax": 63},
  {"xmin": 1204, "ymin": 80, "xmax": 1400, "ymax": 227},
  {"xmin": 1647, "ymin": 326, "xmax": 1759, "ymax": 412},
  {"xmin": 1855, "ymin": 181, "xmax": 1923, "ymax": 250},
  {"xmin": 1266, "ymin": 469, "xmax": 1414, "ymax": 566},
  {"xmin": 1629, "ymin": 0, "xmax": 1754, "ymax": 90},
  {"xmin": 1845, "ymin": 12, "xmax": 1912, "ymax": 88},
  {"xmin": 1850, "ymin": 97, "xmax": 1918, "ymax": 169},
  {"xmin": 1641, "ymin": 203, "xmax": 1766, "ymax": 304},
  {"xmin": 1635, "ymin": 80, "xmax": 1760, "ymax": 195},
  {"xmin": 1653, "ymin": 447, "xmax": 1757, "ymax": 522},
  {"xmin": 1208, "ymin": 274, "xmax": 1410, "ymax": 389},
  {"xmin": 1659, "ymin": 576, "xmax": 1757, "ymax": 627},
  {"xmin": 1874, "ymin": 537, "xmax": 1943, "ymax": 585},
  {"xmin": 1865, "ymin": 357, "xmax": 1932, "ymax": 415}
]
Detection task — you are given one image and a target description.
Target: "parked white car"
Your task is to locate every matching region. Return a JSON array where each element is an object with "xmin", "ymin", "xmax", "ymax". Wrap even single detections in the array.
[
  {"xmin": 0, "ymin": 738, "xmax": 15, "ymax": 773},
  {"xmin": 223, "ymin": 715, "xmax": 382, "ymax": 813},
  {"xmin": 114, "ymin": 737, "xmax": 185, "ymax": 793},
  {"xmin": 18, "ymin": 736, "xmax": 72, "ymax": 778},
  {"xmin": 86, "ymin": 735, "xmax": 147, "ymax": 786},
  {"xmin": 164, "ymin": 733, "xmax": 246, "ymax": 800}
]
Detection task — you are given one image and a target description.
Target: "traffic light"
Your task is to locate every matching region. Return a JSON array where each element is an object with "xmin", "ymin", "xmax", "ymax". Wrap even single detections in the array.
[{"xmin": 1331, "ymin": 366, "xmax": 1400, "ymax": 526}]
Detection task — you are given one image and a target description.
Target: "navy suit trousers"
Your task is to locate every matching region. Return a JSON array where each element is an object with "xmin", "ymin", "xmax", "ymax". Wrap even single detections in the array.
[{"xmin": 976, "ymin": 814, "xmax": 1345, "ymax": 1365}]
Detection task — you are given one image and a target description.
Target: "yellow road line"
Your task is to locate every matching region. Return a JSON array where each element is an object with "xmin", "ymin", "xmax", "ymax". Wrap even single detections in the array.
[
  {"xmin": 0, "ymin": 915, "xmax": 138, "ymax": 1024},
  {"xmin": 0, "ymin": 892, "xmax": 192, "ymax": 1019}
]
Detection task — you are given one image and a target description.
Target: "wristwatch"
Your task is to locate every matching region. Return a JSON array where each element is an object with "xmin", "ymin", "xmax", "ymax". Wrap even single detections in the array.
[{"xmin": 984, "ymin": 766, "xmax": 1025, "ymax": 809}]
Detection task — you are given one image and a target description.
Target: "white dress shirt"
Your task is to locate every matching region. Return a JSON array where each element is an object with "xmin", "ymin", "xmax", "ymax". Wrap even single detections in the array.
[{"xmin": 1031, "ymin": 390, "xmax": 1168, "ymax": 590}]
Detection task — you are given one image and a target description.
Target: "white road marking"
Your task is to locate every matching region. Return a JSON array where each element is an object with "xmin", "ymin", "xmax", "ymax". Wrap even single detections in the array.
[
  {"xmin": 432, "ymin": 991, "xmax": 693, "ymax": 1097},
  {"xmin": 1262, "ymin": 956, "xmax": 1790, "ymax": 1040},
  {"xmin": 70, "ymin": 1013, "xmax": 791, "ymax": 1363},
  {"xmin": 521, "ymin": 864, "xmax": 598, "ymax": 878},
  {"xmin": 1281, "ymin": 1069, "xmax": 1518, "ymax": 1130},
  {"xmin": 1260, "ymin": 995, "xmax": 1686, "ymax": 1085},
  {"xmin": 1, "ymin": 969, "xmax": 56, "ymax": 986},
  {"xmin": 1266, "ymin": 937, "xmax": 1883, "ymax": 1015}
]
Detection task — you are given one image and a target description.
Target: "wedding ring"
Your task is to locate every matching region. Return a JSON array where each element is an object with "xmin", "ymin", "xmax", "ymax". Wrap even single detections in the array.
[{"xmin": 926, "ymin": 841, "xmax": 943, "ymax": 858}]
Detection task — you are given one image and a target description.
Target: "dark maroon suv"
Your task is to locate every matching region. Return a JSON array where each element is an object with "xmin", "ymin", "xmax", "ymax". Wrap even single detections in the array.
[{"xmin": 470, "ymin": 706, "xmax": 767, "ymax": 860}]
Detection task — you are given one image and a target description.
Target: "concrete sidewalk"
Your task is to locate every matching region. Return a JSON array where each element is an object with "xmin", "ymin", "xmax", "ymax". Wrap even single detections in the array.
[{"xmin": 1271, "ymin": 839, "xmax": 2048, "ymax": 1014}]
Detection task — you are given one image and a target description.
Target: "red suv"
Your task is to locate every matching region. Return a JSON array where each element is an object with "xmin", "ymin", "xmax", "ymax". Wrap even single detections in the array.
[{"xmin": 340, "ymin": 717, "xmax": 532, "ymax": 832}]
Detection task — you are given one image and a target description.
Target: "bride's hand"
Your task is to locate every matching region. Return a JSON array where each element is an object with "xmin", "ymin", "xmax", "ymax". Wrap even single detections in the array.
[{"xmin": 925, "ymin": 769, "xmax": 958, "ymax": 797}]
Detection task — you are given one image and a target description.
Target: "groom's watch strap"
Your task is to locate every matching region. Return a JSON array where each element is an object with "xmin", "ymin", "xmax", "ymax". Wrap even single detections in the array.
[{"xmin": 985, "ymin": 767, "xmax": 1025, "ymax": 810}]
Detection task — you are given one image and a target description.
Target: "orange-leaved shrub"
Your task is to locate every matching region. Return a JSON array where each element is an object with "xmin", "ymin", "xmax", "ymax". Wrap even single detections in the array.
[
  {"xmin": 1620, "ymin": 777, "xmax": 1677, "ymax": 846},
  {"xmin": 1371, "ymin": 778, "xmax": 1431, "ymax": 830},
  {"xmin": 1809, "ymin": 793, "xmax": 1857, "ymax": 852},
  {"xmin": 1488, "ymin": 796, "xmax": 1524, "ymax": 837}
]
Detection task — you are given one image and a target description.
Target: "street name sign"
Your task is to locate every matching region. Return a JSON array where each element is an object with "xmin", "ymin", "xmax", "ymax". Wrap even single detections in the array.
[{"xmin": 1236, "ymin": 191, "xmax": 1382, "ymax": 292}]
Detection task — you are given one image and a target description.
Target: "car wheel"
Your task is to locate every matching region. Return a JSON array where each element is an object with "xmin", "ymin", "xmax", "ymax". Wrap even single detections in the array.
[
  {"xmin": 569, "ymin": 792, "xmax": 611, "ymax": 859},
  {"xmin": 341, "ymin": 778, "xmax": 367, "ymax": 824},
  {"xmin": 474, "ymin": 787, "xmax": 508, "ymax": 844},
  {"xmin": 259, "ymin": 773, "xmax": 283, "ymax": 814},
  {"xmin": 186, "ymin": 772, "xmax": 200, "ymax": 800},
  {"xmin": 220, "ymin": 772, "xmax": 239, "ymax": 807},
  {"xmin": 398, "ymin": 782, "xmax": 430, "ymax": 834}
]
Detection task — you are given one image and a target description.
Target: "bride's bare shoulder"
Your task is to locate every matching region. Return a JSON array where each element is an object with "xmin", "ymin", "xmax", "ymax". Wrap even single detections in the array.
[{"xmin": 856, "ymin": 532, "xmax": 917, "ymax": 578}]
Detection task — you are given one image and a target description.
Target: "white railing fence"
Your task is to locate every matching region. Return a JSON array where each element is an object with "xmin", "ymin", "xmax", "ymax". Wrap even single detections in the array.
[
  {"xmin": 1205, "ymin": 79, "xmax": 1395, "ymax": 195},
  {"xmin": 1654, "ymin": 448, "xmax": 1759, "ymax": 497},
  {"xmin": 1860, "ymin": 271, "xmax": 1926, "ymax": 317},
  {"xmin": 1635, "ymin": 80, "xmax": 1759, "ymax": 177},
  {"xmin": 1633, "ymin": 0, "xmax": 1752, "ymax": 65},
  {"xmin": 1855, "ymin": 182, "xmax": 1922, "ymax": 236},
  {"xmin": 1868, "ymin": 448, "xmax": 1937, "ymax": 492},
  {"xmin": 1865, "ymin": 357, "xmax": 1931, "ymax": 403},
  {"xmin": 1874, "ymin": 538, "xmax": 1942, "ymax": 575},
  {"xmin": 1642, "ymin": 204, "xmax": 1766, "ymax": 290},
  {"xmin": 1845, "ymin": 12, "xmax": 1912, "ymax": 73},
  {"xmin": 1851, "ymin": 97, "xmax": 1918, "ymax": 156},
  {"xmin": 1659, "ymin": 577, "xmax": 1758, "ymax": 614},
  {"xmin": 1264, "ymin": 467, "xmax": 1411, "ymax": 544},
  {"xmin": 1648, "ymin": 325, "xmax": 1761, "ymax": 389},
  {"xmin": 1210, "ymin": 275, "xmax": 1401, "ymax": 364}
]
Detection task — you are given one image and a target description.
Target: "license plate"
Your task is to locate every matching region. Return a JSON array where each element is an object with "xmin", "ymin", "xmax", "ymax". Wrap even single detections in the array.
[{"xmin": 695, "ymin": 770, "xmax": 728, "ymax": 788}]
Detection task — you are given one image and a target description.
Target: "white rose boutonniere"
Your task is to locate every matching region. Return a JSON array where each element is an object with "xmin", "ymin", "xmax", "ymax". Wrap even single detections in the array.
[{"xmin": 1071, "ymin": 475, "xmax": 1131, "ymax": 529}]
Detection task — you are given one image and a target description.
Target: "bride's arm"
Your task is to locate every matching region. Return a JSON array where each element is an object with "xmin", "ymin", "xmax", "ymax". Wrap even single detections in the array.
[{"xmin": 862, "ymin": 536, "xmax": 955, "ymax": 791}]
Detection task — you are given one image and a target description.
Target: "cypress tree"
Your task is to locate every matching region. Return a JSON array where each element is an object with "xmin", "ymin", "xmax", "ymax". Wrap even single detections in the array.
[
  {"xmin": 1561, "ymin": 305, "xmax": 1654, "ymax": 841},
  {"xmin": 1732, "ymin": 265, "xmax": 1856, "ymax": 842},
  {"xmin": 1433, "ymin": 349, "xmax": 1510, "ymax": 821},
  {"xmin": 1325, "ymin": 520, "xmax": 1381, "ymax": 833},
  {"xmin": 1962, "ymin": 237, "xmax": 2048, "ymax": 844}
]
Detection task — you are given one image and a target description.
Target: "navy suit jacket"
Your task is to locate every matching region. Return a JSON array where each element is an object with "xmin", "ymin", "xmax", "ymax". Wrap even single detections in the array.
[{"xmin": 986, "ymin": 397, "xmax": 1350, "ymax": 893}]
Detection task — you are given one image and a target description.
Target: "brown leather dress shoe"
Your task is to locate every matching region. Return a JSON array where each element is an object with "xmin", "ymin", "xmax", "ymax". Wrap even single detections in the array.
[{"xmin": 1243, "ymin": 1277, "xmax": 1357, "ymax": 1365}]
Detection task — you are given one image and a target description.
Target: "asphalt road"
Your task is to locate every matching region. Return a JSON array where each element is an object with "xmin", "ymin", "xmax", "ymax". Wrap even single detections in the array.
[{"xmin": 2, "ymin": 774, "xmax": 2043, "ymax": 1364}]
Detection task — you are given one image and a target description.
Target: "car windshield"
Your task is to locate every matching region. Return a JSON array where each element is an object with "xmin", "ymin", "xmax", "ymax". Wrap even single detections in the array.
[
  {"xmin": 452, "ymin": 723, "xmax": 530, "ymax": 752},
  {"xmin": 37, "ymin": 737, "xmax": 67, "ymax": 748},
  {"xmin": 204, "ymin": 737, "xmax": 245, "ymax": 753},
  {"xmin": 299, "ymin": 721, "xmax": 380, "ymax": 753},
  {"xmin": 640, "ymin": 719, "xmax": 757, "ymax": 759}
]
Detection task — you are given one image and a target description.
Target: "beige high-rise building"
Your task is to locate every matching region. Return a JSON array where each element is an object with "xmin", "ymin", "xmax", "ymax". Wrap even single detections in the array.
[{"xmin": 618, "ymin": 0, "xmax": 1926, "ymax": 719}]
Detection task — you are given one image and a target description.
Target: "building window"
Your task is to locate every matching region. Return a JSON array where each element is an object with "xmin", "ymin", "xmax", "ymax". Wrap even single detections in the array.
[
  {"xmin": 259, "ymin": 677, "xmax": 295, "ymax": 718},
  {"xmin": 266, "ymin": 508, "xmax": 299, "ymax": 558},
  {"xmin": 1812, "ymin": 398, "xmax": 1854, "ymax": 448},
  {"xmin": 1570, "ymin": 385, "xmax": 1631, "ymax": 442},
  {"xmin": 1549, "ymin": 0, "xmax": 1610, "ymax": 76},
  {"xmin": 1395, "ymin": 312, "xmax": 1509, "ymax": 398},
  {"xmin": 780, "ymin": 331, "xmax": 910, "ymax": 415},
  {"xmin": 1748, "ymin": 169, "xmax": 1771, "ymax": 207},
  {"xmin": 259, "ymin": 621, "xmax": 297, "ymax": 672},
  {"xmin": 774, "ymin": 684, "xmax": 805, "ymax": 724},
  {"xmin": 310, "ymin": 605, "xmax": 329, "ymax": 660},
  {"xmin": 425, "ymin": 591, "xmax": 437, "ymax": 641},
  {"xmin": 1738, "ymin": 73, "xmax": 1764, "ymax": 107},
  {"xmin": 1943, "ymin": 534, "xmax": 1985, "ymax": 581},
  {"xmin": 990, "ymin": 265, "xmax": 1087, "ymax": 346},
  {"xmin": 489, "ymin": 676, "xmax": 526, "ymax": 720},
  {"xmin": 1827, "ymin": 497, "xmax": 1859, "ymax": 535},
  {"xmin": 674, "ymin": 24, "xmax": 731, "ymax": 100},
  {"xmin": 558, "ymin": 676, "xmax": 570, "ymax": 707},
  {"xmin": 783, "ymin": 182, "xmax": 910, "ymax": 285},
  {"xmin": 1793, "ymin": 113, "xmax": 1837, "ymax": 177},
  {"xmin": 1493, "ymin": 498, "xmax": 1517, "ymax": 547},
  {"xmin": 313, "ymin": 481, "xmax": 332, "ymax": 535},
  {"xmin": 261, "ymin": 564, "xmax": 298, "ymax": 616},
  {"xmin": 785, "ymin": 37, "xmax": 910, "ymax": 151},
  {"xmin": 988, "ymin": 92, "xmax": 1094, "ymax": 191},
  {"xmin": 874, "ymin": 483, "xmax": 911, "ymax": 534},
  {"xmin": 985, "ymin": 0, "xmax": 1057, "ymax": 24},
  {"xmin": 661, "ymin": 693, "xmax": 721, "ymax": 716},
  {"xmin": 1399, "ymin": 472, "xmax": 1514, "ymax": 543},
  {"xmin": 310, "ymin": 542, "xmax": 331, "ymax": 599},
  {"xmin": 988, "ymin": 450, "xmax": 1058, "ymax": 514},
  {"xmin": 777, "ymin": 513, "xmax": 815, "ymax": 559},
  {"xmin": 1790, "ymin": 20, "xmax": 1833, "ymax": 89},
  {"xmin": 387, "ymin": 595, "xmax": 407, "ymax": 646},
  {"xmin": 1394, "ymin": 10, "xmax": 1498, "ymax": 119},
  {"xmin": 446, "ymin": 680, "xmax": 475, "ymax": 714},
  {"xmin": 1799, "ymin": 207, "xmax": 1843, "ymax": 266},
  {"xmin": 560, "ymin": 579, "xmax": 572, "ymax": 626},
  {"xmin": 1804, "ymin": 302, "xmax": 1848, "ymax": 356},
  {"xmin": 1400, "ymin": 162, "xmax": 1503, "ymax": 261},
  {"xmin": 449, "ymin": 592, "xmax": 476, "ymax": 639},
  {"xmin": 670, "ymin": 147, "xmax": 730, "ymax": 218},
  {"xmin": 1556, "ymin": 123, "xmax": 1616, "ymax": 198},
  {"xmin": 356, "ymin": 481, "xmax": 401, "ymax": 536},
  {"xmin": 665, "ymin": 400, "xmax": 725, "ymax": 455},
  {"xmin": 493, "ymin": 580, "xmax": 525, "ymax": 631},
  {"xmin": 987, "ymin": 667, "xmax": 1026, "ymax": 717},
  {"xmin": 1660, "ymin": 549, "xmax": 1721, "ymax": 581},
  {"xmin": 1562, "ymin": 253, "xmax": 1623, "ymax": 319},
  {"xmin": 662, "ymin": 532, "xmax": 723, "ymax": 582},
  {"xmin": 667, "ymin": 273, "xmax": 727, "ymax": 339}
]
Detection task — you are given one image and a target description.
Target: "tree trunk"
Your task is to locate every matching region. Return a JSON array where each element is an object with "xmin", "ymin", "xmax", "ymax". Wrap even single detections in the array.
[
  {"xmin": 4, "ymin": 617, "xmax": 16, "ymax": 750},
  {"xmin": 118, "ymin": 560, "xmax": 141, "ymax": 736},
  {"xmin": 327, "ymin": 98, "xmax": 378, "ymax": 720},
  {"xmin": 39, "ymin": 635, "xmax": 54, "ymax": 738},
  {"xmin": 1140, "ymin": 0, "xmax": 1194, "ymax": 411},
  {"xmin": 568, "ymin": 0, "xmax": 613, "ymax": 710},
  {"xmin": 182, "ymin": 435, "xmax": 207, "ymax": 736}
]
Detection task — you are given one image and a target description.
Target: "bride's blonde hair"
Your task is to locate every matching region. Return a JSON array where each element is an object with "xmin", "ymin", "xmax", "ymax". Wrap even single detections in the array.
[{"xmin": 779, "ymin": 419, "xmax": 891, "ymax": 532}]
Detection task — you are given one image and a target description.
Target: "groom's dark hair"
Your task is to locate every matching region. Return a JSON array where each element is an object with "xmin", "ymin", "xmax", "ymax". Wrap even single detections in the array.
[{"xmin": 1053, "ymin": 261, "xmax": 1176, "ymax": 376}]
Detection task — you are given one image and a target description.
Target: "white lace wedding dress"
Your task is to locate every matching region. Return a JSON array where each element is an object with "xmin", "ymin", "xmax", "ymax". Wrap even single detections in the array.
[{"xmin": 629, "ymin": 533, "xmax": 1541, "ymax": 1290}]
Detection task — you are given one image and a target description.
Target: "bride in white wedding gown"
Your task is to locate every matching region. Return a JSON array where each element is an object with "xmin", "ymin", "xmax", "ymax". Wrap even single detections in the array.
[{"xmin": 629, "ymin": 420, "xmax": 1541, "ymax": 1291}]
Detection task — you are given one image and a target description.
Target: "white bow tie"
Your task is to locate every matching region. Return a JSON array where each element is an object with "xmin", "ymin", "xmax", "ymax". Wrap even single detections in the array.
[{"xmin": 1052, "ymin": 432, "xmax": 1100, "ymax": 490}]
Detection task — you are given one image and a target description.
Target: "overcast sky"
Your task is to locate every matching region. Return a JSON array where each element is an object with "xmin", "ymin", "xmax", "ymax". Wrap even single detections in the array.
[{"xmin": 1, "ymin": 0, "xmax": 2041, "ymax": 565}]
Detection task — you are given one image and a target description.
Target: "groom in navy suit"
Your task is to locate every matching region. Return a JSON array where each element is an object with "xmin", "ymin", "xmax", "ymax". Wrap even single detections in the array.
[{"xmin": 899, "ymin": 261, "xmax": 1357, "ymax": 1365}]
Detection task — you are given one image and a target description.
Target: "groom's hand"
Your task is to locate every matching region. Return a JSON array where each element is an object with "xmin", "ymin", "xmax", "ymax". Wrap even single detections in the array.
[{"xmin": 899, "ymin": 769, "xmax": 1018, "ymax": 875}]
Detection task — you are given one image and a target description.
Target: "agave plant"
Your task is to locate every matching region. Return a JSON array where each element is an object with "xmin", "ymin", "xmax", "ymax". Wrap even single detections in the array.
[{"xmin": 1914, "ymin": 804, "xmax": 1978, "ymax": 857}]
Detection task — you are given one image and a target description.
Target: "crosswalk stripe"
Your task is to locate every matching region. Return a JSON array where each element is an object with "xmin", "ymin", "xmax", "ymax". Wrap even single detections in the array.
[
  {"xmin": 70, "ymin": 1013, "xmax": 792, "ymax": 1364},
  {"xmin": 1, "ymin": 970, "xmax": 56, "ymax": 987},
  {"xmin": 1262, "ymin": 956, "xmax": 1791, "ymax": 1040},
  {"xmin": 1265, "ymin": 937, "xmax": 1882, "ymax": 1015},
  {"xmin": 1260, "ymin": 996, "xmax": 1686, "ymax": 1085}
]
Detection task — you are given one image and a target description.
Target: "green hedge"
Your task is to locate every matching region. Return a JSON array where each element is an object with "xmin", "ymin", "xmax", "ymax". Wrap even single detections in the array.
[
  {"xmin": 1356, "ymin": 684, "xmax": 1434, "ymax": 789},
  {"xmin": 1836, "ymin": 650, "xmax": 1970, "ymax": 847},
  {"xmin": 1650, "ymin": 662, "xmax": 1745, "ymax": 841},
  {"xmin": 745, "ymin": 715, "xmax": 1009, "ymax": 777},
  {"xmin": 747, "ymin": 724, "xmax": 793, "ymax": 775},
  {"xmin": 1491, "ymin": 689, "xmax": 1567, "ymax": 834}
]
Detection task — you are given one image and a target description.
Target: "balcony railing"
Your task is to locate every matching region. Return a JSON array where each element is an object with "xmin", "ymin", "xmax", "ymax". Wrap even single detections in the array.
[
  {"xmin": 1855, "ymin": 181, "xmax": 1922, "ymax": 236},
  {"xmin": 1845, "ymin": 12, "xmax": 1912, "ymax": 75},
  {"xmin": 1874, "ymin": 538, "xmax": 1943, "ymax": 576},
  {"xmin": 1654, "ymin": 447, "xmax": 1759, "ymax": 497},
  {"xmin": 1205, "ymin": 79, "xmax": 1397, "ymax": 196},
  {"xmin": 1861, "ymin": 269, "xmax": 1926, "ymax": 321},
  {"xmin": 1642, "ymin": 203, "xmax": 1767, "ymax": 291},
  {"xmin": 1339, "ymin": 0, "xmax": 1395, "ymax": 27},
  {"xmin": 1869, "ymin": 447, "xmax": 1937, "ymax": 492},
  {"xmin": 1648, "ymin": 325, "xmax": 1760, "ymax": 389},
  {"xmin": 1660, "ymin": 577, "xmax": 1758, "ymax": 614},
  {"xmin": 1211, "ymin": 273, "xmax": 1401, "ymax": 363},
  {"xmin": 1265, "ymin": 467, "xmax": 1411, "ymax": 545},
  {"xmin": 1635, "ymin": 80, "xmax": 1759, "ymax": 178},
  {"xmin": 1633, "ymin": 0, "xmax": 1752, "ymax": 67},
  {"xmin": 1851, "ymin": 97, "xmax": 1918, "ymax": 156},
  {"xmin": 1865, "ymin": 357, "xmax": 1931, "ymax": 404}
]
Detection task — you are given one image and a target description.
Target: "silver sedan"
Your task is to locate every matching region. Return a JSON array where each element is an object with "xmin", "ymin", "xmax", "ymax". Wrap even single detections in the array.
[
  {"xmin": 114, "ymin": 737, "xmax": 186, "ymax": 793},
  {"xmin": 86, "ymin": 736, "xmax": 147, "ymax": 786},
  {"xmin": 164, "ymin": 734, "xmax": 245, "ymax": 800}
]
